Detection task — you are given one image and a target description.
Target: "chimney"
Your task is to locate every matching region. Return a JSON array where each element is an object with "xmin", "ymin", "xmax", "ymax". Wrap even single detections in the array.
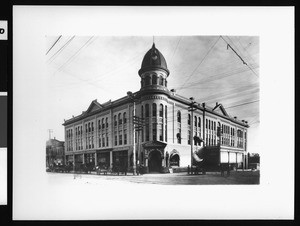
[
  {"xmin": 216, "ymin": 102, "xmax": 218, "ymax": 106},
  {"xmin": 234, "ymin": 116, "xmax": 237, "ymax": 120}
]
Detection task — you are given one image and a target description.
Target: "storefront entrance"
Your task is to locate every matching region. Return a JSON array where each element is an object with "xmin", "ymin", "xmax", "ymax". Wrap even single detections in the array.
[{"xmin": 148, "ymin": 150, "xmax": 162, "ymax": 173}]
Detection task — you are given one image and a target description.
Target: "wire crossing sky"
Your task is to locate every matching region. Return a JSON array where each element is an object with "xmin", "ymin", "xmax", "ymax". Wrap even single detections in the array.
[{"xmin": 45, "ymin": 36, "xmax": 259, "ymax": 153}]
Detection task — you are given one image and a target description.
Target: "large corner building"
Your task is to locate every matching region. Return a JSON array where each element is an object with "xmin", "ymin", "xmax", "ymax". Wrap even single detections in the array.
[{"xmin": 62, "ymin": 43, "xmax": 249, "ymax": 173}]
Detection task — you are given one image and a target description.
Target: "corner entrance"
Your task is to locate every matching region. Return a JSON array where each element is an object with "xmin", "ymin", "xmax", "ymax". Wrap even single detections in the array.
[{"xmin": 148, "ymin": 150, "xmax": 162, "ymax": 173}]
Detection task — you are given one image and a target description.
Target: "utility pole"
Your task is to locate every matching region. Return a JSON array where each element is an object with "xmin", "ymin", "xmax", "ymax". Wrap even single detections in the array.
[
  {"xmin": 188, "ymin": 97, "xmax": 197, "ymax": 174},
  {"xmin": 133, "ymin": 115, "xmax": 145, "ymax": 164},
  {"xmin": 127, "ymin": 91, "xmax": 143, "ymax": 176},
  {"xmin": 48, "ymin": 129, "xmax": 53, "ymax": 140}
]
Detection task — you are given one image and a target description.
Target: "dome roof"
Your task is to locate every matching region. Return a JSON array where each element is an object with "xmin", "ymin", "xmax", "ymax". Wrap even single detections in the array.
[{"xmin": 138, "ymin": 43, "xmax": 170, "ymax": 76}]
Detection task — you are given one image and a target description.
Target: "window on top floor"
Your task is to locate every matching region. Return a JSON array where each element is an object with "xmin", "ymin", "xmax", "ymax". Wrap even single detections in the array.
[
  {"xmin": 159, "ymin": 104, "xmax": 163, "ymax": 117},
  {"xmin": 152, "ymin": 103, "xmax": 157, "ymax": 117},
  {"xmin": 118, "ymin": 113, "xmax": 122, "ymax": 125},
  {"xmin": 194, "ymin": 116, "xmax": 197, "ymax": 127},
  {"xmin": 114, "ymin": 115, "xmax": 117, "ymax": 127},
  {"xmin": 123, "ymin": 112, "xmax": 127, "ymax": 124},
  {"xmin": 145, "ymin": 104, "xmax": 149, "ymax": 117},
  {"xmin": 188, "ymin": 114, "xmax": 191, "ymax": 125},
  {"xmin": 159, "ymin": 76, "xmax": 163, "ymax": 86},
  {"xmin": 145, "ymin": 75, "xmax": 151, "ymax": 86},
  {"xmin": 152, "ymin": 74, "xmax": 157, "ymax": 85},
  {"xmin": 177, "ymin": 111, "xmax": 181, "ymax": 123},
  {"xmin": 165, "ymin": 106, "xmax": 167, "ymax": 120}
]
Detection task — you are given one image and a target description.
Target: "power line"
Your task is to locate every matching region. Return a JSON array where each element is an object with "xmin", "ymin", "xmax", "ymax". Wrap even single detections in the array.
[
  {"xmin": 47, "ymin": 36, "xmax": 75, "ymax": 64},
  {"xmin": 170, "ymin": 36, "xmax": 182, "ymax": 64},
  {"xmin": 46, "ymin": 35, "xmax": 62, "ymax": 55},
  {"xmin": 178, "ymin": 36, "xmax": 221, "ymax": 91},
  {"xmin": 220, "ymin": 36, "xmax": 259, "ymax": 78},
  {"xmin": 174, "ymin": 63, "xmax": 259, "ymax": 90},
  {"xmin": 55, "ymin": 36, "xmax": 94, "ymax": 74},
  {"xmin": 225, "ymin": 100, "xmax": 259, "ymax": 109}
]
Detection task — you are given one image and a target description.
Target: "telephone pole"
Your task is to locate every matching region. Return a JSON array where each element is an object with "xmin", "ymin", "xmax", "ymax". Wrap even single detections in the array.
[
  {"xmin": 48, "ymin": 129, "xmax": 53, "ymax": 140},
  {"xmin": 188, "ymin": 97, "xmax": 198, "ymax": 174}
]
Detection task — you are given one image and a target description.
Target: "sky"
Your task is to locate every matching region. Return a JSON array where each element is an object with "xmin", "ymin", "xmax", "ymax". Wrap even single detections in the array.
[{"xmin": 45, "ymin": 35, "xmax": 259, "ymax": 153}]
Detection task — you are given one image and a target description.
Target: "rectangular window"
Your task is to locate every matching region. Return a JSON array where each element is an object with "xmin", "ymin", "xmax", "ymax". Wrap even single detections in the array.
[
  {"xmin": 124, "ymin": 130, "xmax": 127, "ymax": 145},
  {"xmin": 188, "ymin": 130, "xmax": 191, "ymax": 145},
  {"xmin": 153, "ymin": 123, "xmax": 157, "ymax": 141},
  {"xmin": 159, "ymin": 124, "xmax": 163, "ymax": 141},
  {"xmin": 114, "ymin": 131, "xmax": 117, "ymax": 146},
  {"xmin": 119, "ymin": 131, "xmax": 122, "ymax": 145},
  {"xmin": 165, "ymin": 124, "xmax": 167, "ymax": 142},
  {"xmin": 145, "ymin": 124, "xmax": 150, "ymax": 141}
]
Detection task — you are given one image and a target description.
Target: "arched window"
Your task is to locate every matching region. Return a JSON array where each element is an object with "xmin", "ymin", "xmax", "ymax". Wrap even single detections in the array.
[
  {"xmin": 141, "ymin": 105, "xmax": 144, "ymax": 118},
  {"xmin": 152, "ymin": 74, "xmax": 157, "ymax": 85},
  {"xmin": 165, "ymin": 106, "xmax": 167, "ymax": 119},
  {"xmin": 101, "ymin": 118, "xmax": 104, "ymax": 129},
  {"xmin": 188, "ymin": 114, "xmax": 191, "ymax": 125},
  {"xmin": 159, "ymin": 76, "xmax": 163, "ymax": 85},
  {"xmin": 114, "ymin": 115, "xmax": 117, "ymax": 127},
  {"xmin": 145, "ymin": 74, "xmax": 151, "ymax": 86},
  {"xmin": 145, "ymin": 104, "xmax": 149, "ymax": 117},
  {"xmin": 123, "ymin": 112, "xmax": 127, "ymax": 124},
  {"xmin": 152, "ymin": 103, "xmax": 157, "ymax": 117},
  {"xmin": 88, "ymin": 123, "xmax": 91, "ymax": 132},
  {"xmin": 198, "ymin": 117, "xmax": 201, "ymax": 127},
  {"xmin": 177, "ymin": 111, "xmax": 181, "ymax": 123},
  {"xmin": 118, "ymin": 113, "xmax": 122, "ymax": 125},
  {"xmin": 159, "ymin": 104, "xmax": 163, "ymax": 117}
]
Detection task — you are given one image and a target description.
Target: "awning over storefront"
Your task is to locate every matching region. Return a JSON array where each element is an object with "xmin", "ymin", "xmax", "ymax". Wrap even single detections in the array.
[{"xmin": 193, "ymin": 147, "xmax": 204, "ymax": 162}]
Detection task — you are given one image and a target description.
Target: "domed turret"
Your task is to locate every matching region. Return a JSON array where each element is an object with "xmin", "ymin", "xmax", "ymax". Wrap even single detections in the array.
[
  {"xmin": 138, "ymin": 43, "xmax": 170, "ymax": 76},
  {"xmin": 138, "ymin": 43, "xmax": 170, "ymax": 91}
]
